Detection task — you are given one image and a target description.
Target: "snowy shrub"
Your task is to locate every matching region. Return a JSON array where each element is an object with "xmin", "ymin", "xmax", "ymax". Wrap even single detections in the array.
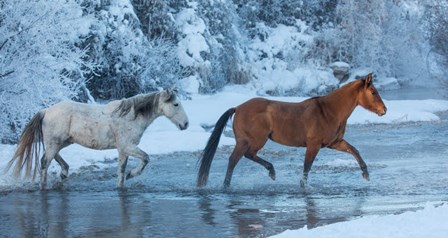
[
  {"xmin": 309, "ymin": 0, "xmax": 434, "ymax": 86},
  {"xmin": 196, "ymin": 0, "xmax": 250, "ymax": 92},
  {"xmin": 423, "ymin": 1, "xmax": 448, "ymax": 86},
  {"xmin": 83, "ymin": 0, "xmax": 183, "ymax": 99},
  {"xmin": 174, "ymin": 6, "xmax": 211, "ymax": 93},
  {"xmin": 245, "ymin": 21, "xmax": 338, "ymax": 96},
  {"xmin": 0, "ymin": 0, "xmax": 95, "ymax": 143},
  {"xmin": 131, "ymin": 0, "xmax": 181, "ymax": 39},
  {"xmin": 174, "ymin": 1, "xmax": 248, "ymax": 94},
  {"xmin": 234, "ymin": 0, "xmax": 337, "ymax": 36}
]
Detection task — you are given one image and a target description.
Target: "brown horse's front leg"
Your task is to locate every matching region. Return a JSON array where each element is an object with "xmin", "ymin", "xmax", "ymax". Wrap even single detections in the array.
[
  {"xmin": 330, "ymin": 139, "xmax": 369, "ymax": 181},
  {"xmin": 301, "ymin": 145, "xmax": 320, "ymax": 187}
]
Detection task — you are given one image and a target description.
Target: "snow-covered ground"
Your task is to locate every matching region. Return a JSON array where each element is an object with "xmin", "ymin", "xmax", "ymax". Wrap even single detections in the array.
[
  {"xmin": 1, "ymin": 85, "xmax": 448, "ymax": 237},
  {"xmin": 272, "ymin": 202, "xmax": 448, "ymax": 238}
]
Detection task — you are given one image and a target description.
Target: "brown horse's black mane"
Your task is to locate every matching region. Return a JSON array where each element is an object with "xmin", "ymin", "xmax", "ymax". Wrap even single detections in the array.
[{"xmin": 113, "ymin": 92, "xmax": 160, "ymax": 119}]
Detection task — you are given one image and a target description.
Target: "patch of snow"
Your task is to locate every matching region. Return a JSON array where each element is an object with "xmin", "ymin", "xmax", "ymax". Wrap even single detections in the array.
[{"xmin": 271, "ymin": 203, "xmax": 448, "ymax": 238}]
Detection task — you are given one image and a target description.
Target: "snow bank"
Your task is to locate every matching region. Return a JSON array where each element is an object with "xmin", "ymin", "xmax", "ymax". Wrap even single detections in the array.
[{"xmin": 271, "ymin": 203, "xmax": 448, "ymax": 238}]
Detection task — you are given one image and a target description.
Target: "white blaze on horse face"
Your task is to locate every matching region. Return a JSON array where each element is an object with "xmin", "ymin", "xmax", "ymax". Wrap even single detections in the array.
[{"xmin": 160, "ymin": 90, "xmax": 189, "ymax": 130}]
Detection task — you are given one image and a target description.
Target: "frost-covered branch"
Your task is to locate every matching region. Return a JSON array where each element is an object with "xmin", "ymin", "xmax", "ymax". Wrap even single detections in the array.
[{"xmin": 0, "ymin": 0, "xmax": 95, "ymax": 143}]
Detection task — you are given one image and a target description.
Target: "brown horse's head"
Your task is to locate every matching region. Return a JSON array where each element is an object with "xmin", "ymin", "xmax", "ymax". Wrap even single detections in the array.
[{"xmin": 357, "ymin": 73, "xmax": 387, "ymax": 116}]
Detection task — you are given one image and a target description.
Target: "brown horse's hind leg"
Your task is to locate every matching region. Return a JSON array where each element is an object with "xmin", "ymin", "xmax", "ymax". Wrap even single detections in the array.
[
  {"xmin": 224, "ymin": 142, "xmax": 247, "ymax": 188},
  {"xmin": 330, "ymin": 139, "xmax": 369, "ymax": 180},
  {"xmin": 245, "ymin": 154, "xmax": 276, "ymax": 181},
  {"xmin": 301, "ymin": 145, "xmax": 321, "ymax": 187}
]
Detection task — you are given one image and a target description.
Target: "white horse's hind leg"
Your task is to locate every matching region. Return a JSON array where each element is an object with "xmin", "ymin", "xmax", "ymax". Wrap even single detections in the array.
[
  {"xmin": 40, "ymin": 147, "xmax": 59, "ymax": 190},
  {"xmin": 123, "ymin": 146, "xmax": 149, "ymax": 180},
  {"xmin": 54, "ymin": 153, "xmax": 69, "ymax": 180},
  {"xmin": 117, "ymin": 152, "xmax": 129, "ymax": 188}
]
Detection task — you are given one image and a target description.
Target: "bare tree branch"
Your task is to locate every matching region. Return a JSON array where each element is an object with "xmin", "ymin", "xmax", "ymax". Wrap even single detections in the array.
[
  {"xmin": 0, "ymin": 38, "xmax": 9, "ymax": 52},
  {"xmin": 0, "ymin": 70, "xmax": 15, "ymax": 78}
]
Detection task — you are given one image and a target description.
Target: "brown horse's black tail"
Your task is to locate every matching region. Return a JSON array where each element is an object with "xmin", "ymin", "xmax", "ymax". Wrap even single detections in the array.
[
  {"xmin": 5, "ymin": 111, "xmax": 45, "ymax": 180},
  {"xmin": 197, "ymin": 108, "xmax": 235, "ymax": 187}
]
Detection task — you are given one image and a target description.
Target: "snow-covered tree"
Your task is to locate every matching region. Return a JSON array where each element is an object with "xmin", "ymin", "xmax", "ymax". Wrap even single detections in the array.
[
  {"xmin": 423, "ymin": 1, "xmax": 448, "ymax": 86},
  {"xmin": 307, "ymin": 0, "xmax": 434, "ymax": 86},
  {"xmin": 0, "ymin": 0, "xmax": 95, "ymax": 143},
  {"xmin": 196, "ymin": 0, "xmax": 249, "ymax": 92},
  {"xmin": 82, "ymin": 0, "xmax": 183, "ymax": 99}
]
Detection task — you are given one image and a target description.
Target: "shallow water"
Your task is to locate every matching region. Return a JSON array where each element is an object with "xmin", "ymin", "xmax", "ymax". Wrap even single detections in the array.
[
  {"xmin": 1, "ymin": 118, "xmax": 448, "ymax": 237},
  {"xmin": 380, "ymin": 87, "xmax": 447, "ymax": 100}
]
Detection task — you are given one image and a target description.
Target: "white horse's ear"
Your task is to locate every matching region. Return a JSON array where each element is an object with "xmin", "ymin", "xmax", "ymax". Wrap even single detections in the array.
[
  {"xmin": 161, "ymin": 89, "xmax": 176, "ymax": 102},
  {"xmin": 167, "ymin": 87, "xmax": 178, "ymax": 95}
]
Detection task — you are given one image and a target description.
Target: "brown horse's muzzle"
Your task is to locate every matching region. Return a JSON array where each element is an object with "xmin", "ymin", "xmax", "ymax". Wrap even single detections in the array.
[{"xmin": 378, "ymin": 106, "xmax": 387, "ymax": 116}]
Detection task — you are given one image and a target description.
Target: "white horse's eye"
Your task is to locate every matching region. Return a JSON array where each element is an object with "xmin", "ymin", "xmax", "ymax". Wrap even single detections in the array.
[{"xmin": 174, "ymin": 103, "xmax": 179, "ymax": 107}]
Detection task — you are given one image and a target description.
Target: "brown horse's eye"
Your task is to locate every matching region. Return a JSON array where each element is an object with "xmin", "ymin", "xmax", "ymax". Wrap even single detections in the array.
[{"xmin": 371, "ymin": 90, "xmax": 377, "ymax": 95}]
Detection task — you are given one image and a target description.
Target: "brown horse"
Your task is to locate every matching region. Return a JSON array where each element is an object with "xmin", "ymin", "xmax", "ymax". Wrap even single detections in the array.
[{"xmin": 197, "ymin": 73, "xmax": 387, "ymax": 188}]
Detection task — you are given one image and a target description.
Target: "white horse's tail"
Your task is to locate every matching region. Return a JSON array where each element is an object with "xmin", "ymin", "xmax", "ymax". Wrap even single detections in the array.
[{"xmin": 5, "ymin": 111, "xmax": 45, "ymax": 180}]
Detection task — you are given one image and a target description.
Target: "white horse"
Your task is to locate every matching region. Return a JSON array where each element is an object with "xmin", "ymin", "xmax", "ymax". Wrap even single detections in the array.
[{"xmin": 6, "ymin": 89, "xmax": 189, "ymax": 189}]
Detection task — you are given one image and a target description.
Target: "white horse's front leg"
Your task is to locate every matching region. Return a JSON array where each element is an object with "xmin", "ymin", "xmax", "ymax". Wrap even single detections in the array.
[
  {"xmin": 117, "ymin": 152, "xmax": 129, "ymax": 188},
  {"xmin": 123, "ymin": 146, "xmax": 149, "ymax": 180}
]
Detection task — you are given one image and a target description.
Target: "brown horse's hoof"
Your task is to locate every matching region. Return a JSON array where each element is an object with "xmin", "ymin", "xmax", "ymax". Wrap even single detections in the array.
[
  {"xmin": 269, "ymin": 167, "xmax": 275, "ymax": 180},
  {"xmin": 269, "ymin": 170, "xmax": 276, "ymax": 180},
  {"xmin": 362, "ymin": 171, "xmax": 370, "ymax": 181},
  {"xmin": 300, "ymin": 179, "xmax": 307, "ymax": 188}
]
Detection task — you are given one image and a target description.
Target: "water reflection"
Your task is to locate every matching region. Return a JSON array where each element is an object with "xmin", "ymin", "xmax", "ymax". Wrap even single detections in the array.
[
  {"xmin": 5, "ymin": 191, "xmax": 70, "ymax": 237},
  {"xmin": 304, "ymin": 193, "xmax": 318, "ymax": 229},
  {"xmin": 227, "ymin": 199, "xmax": 267, "ymax": 237},
  {"xmin": 198, "ymin": 195, "xmax": 217, "ymax": 226},
  {"xmin": 38, "ymin": 191, "xmax": 70, "ymax": 237},
  {"xmin": 0, "ymin": 184, "xmax": 419, "ymax": 238},
  {"xmin": 196, "ymin": 189, "xmax": 366, "ymax": 237},
  {"xmin": 1, "ymin": 190, "xmax": 153, "ymax": 238}
]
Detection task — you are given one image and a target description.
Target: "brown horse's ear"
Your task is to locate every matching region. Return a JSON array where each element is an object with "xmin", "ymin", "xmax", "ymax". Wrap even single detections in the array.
[{"xmin": 365, "ymin": 73, "xmax": 373, "ymax": 88}]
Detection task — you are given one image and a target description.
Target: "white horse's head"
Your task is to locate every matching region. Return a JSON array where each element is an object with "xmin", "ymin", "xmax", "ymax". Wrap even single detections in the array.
[{"xmin": 159, "ymin": 89, "xmax": 189, "ymax": 130}]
